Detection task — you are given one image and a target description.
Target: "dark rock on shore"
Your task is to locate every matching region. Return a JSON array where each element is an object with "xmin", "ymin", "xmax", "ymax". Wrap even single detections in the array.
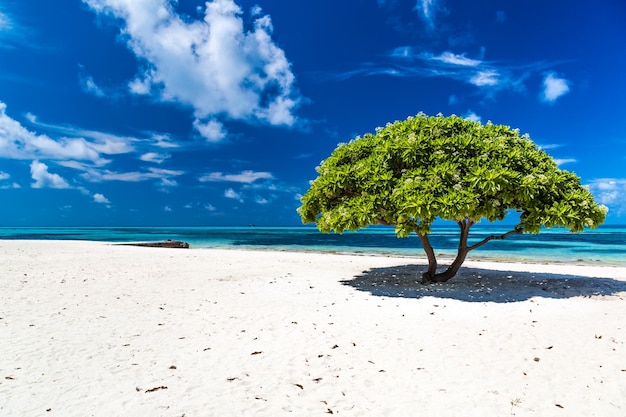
[{"xmin": 121, "ymin": 240, "xmax": 190, "ymax": 249}]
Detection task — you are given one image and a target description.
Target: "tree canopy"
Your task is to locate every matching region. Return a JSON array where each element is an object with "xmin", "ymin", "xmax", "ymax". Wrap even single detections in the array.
[{"xmin": 298, "ymin": 113, "xmax": 607, "ymax": 283}]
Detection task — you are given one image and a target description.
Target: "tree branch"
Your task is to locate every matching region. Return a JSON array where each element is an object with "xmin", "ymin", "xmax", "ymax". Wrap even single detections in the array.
[
  {"xmin": 467, "ymin": 228, "xmax": 523, "ymax": 252},
  {"xmin": 457, "ymin": 217, "xmax": 475, "ymax": 231}
]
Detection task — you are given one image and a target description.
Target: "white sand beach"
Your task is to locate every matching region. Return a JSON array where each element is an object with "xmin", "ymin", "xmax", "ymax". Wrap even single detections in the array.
[{"xmin": 1, "ymin": 240, "xmax": 625, "ymax": 416}]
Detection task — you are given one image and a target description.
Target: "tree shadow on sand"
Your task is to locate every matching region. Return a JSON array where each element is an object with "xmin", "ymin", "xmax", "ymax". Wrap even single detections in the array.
[{"xmin": 341, "ymin": 264, "xmax": 626, "ymax": 303}]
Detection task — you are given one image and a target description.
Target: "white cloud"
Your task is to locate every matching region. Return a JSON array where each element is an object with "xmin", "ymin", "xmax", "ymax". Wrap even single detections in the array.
[
  {"xmin": 25, "ymin": 112, "xmax": 136, "ymax": 156},
  {"xmin": 538, "ymin": 143, "xmax": 563, "ymax": 150},
  {"xmin": 586, "ymin": 178, "xmax": 626, "ymax": 215},
  {"xmin": 151, "ymin": 133, "xmax": 179, "ymax": 149},
  {"xmin": 199, "ymin": 170, "xmax": 273, "ymax": 183},
  {"xmin": 158, "ymin": 177, "xmax": 178, "ymax": 192},
  {"xmin": 83, "ymin": 0, "xmax": 301, "ymax": 126},
  {"xmin": 1, "ymin": 105, "xmax": 190, "ymax": 191},
  {"xmin": 394, "ymin": 49, "xmax": 484, "ymax": 69},
  {"xmin": 341, "ymin": 47, "xmax": 545, "ymax": 97},
  {"xmin": 0, "ymin": 7, "xmax": 29, "ymax": 49},
  {"xmin": 251, "ymin": 5, "xmax": 263, "ymax": 17},
  {"xmin": 414, "ymin": 0, "xmax": 445, "ymax": 30},
  {"xmin": 82, "ymin": 167, "xmax": 184, "ymax": 183},
  {"xmin": 93, "ymin": 193, "xmax": 110, "ymax": 204},
  {"xmin": 140, "ymin": 152, "xmax": 170, "ymax": 163},
  {"xmin": 542, "ymin": 72, "xmax": 570, "ymax": 102},
  {"xmin": 0, "ymin": 102, "xmax": 106, "ymax": 162},
  {"xmin": 79, "ymin": 72, "xmax": 106, "ymax": 98},
  {"xmin": 58, "ymin": 160, "xmax": 97, "ymax": 171},
  {"xmin": 164, "ymin": 206, "xmax": 172, "ymax": 212},
  {"xmin": 0, "ymin": 11, "xmax": 13, "ymax": 32},
  {"xmin": 243, "ymin": 180, "xmax": 300, "ymax": 198},
  {"xmin": 0, "ymin": 171, "xmax": 9, "ymax": 180},
  {"xmin": 1, "ymin": 103, "xmax": 139, "ymax": 168},
  {"xmin": 30, "ymin": 160, "xmax": 71, "ymax": 189},
  {"xmin": 205, "ymin": 203, "xmax": 217, "ymax": 211},
  {"xmin": 202, "ymin": 172, "xmax": 300, "ymax": 205},
  {"xmin": 224, "ymin": 187, "xmax": 243, "ymax": 201},
  {"xmin": 470, "ymin": 70, "xmax": 499, "ymax": 86},
  {"xmin": 554, "ymin": 158, "xmax": 577, "ymax": 166},
  {"xmin": 193, "ymin": 119, "xmax": 227, "ymax": 142},
  {"xmin": 254, "ymin": 195, "xmax": 269, "ymax": 205},
  {"xmin": 128, "ymin": 76, "xmax": 151, "ymax": 95},
  {"xmin": 432, "ymin": 52, "xmax": 481, "ymax": 67},
  {"xmin": 390, "ymin": 46, "xmax": 414, "ymax": 59},
  {"xmin": 464, "ymin": 111, "xmax": 481, "ymax": 123}
]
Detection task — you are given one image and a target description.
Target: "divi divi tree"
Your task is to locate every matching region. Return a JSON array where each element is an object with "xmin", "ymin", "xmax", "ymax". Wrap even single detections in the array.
[{"xmin": 298, "ymin": 114, "xmax": 607, "ymax": 283}]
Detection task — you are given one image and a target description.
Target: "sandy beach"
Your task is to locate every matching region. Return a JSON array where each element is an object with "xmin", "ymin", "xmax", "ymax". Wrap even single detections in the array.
[{"xmin": 1, "ymin": 240, "xmax": 625, "ymax": 416}]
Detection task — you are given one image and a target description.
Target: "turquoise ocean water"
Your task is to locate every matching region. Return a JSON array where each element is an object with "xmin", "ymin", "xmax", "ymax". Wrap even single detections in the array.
[{"xmin": 1, "ymin": 225, "xmax": 625, "ymax": 266}]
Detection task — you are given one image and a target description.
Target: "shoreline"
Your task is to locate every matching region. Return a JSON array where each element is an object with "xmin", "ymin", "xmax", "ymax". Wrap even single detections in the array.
[
  {"xmin": 2, "ymin": 224, "xmax": 625, "ymax": 267},
  {"xmin": 183, "ymin": 244, "xmax": 624, "ymax": 268},
  {"xmin": 1, "ymin": 240, "xmax": 625, "ymax": 416},
  {"xmin": 109, "ymin": 240, "xmax": 621, "ymax": 269}
]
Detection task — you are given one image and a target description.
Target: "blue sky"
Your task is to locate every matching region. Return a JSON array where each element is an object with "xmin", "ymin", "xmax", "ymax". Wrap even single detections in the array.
[{"xmin": 0, "ymin": 0, "xmax": 625, "ymax": 226}]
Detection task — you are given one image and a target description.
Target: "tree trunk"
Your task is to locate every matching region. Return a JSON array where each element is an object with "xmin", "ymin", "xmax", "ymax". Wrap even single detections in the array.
[
  {"xmin": 418, "ymin": 220, "xmax": 523, "ymax": 284},
  {"xmin": 417, "ymin": 232, "xmax": 438, "ymax": 282},
  {"xmin": 420, "ymin": 220, "xmax": 471, "ymax": 284}
]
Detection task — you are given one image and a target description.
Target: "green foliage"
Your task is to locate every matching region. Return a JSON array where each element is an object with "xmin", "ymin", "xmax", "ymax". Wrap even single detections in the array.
[{"xmin": 299, "ymin": 113, "xmax": 606, "ymax": 237}]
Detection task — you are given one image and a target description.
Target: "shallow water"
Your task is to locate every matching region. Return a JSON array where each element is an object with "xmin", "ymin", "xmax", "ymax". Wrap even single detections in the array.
[{"xmin": 2, "ymin": 225, "xmax": 625, "ymax": 266}]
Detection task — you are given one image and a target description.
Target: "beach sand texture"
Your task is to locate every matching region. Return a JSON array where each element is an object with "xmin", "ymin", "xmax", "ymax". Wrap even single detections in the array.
[{"xmin": 1, "ymin": 240, "xmax": 625, "ymax": 416}]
